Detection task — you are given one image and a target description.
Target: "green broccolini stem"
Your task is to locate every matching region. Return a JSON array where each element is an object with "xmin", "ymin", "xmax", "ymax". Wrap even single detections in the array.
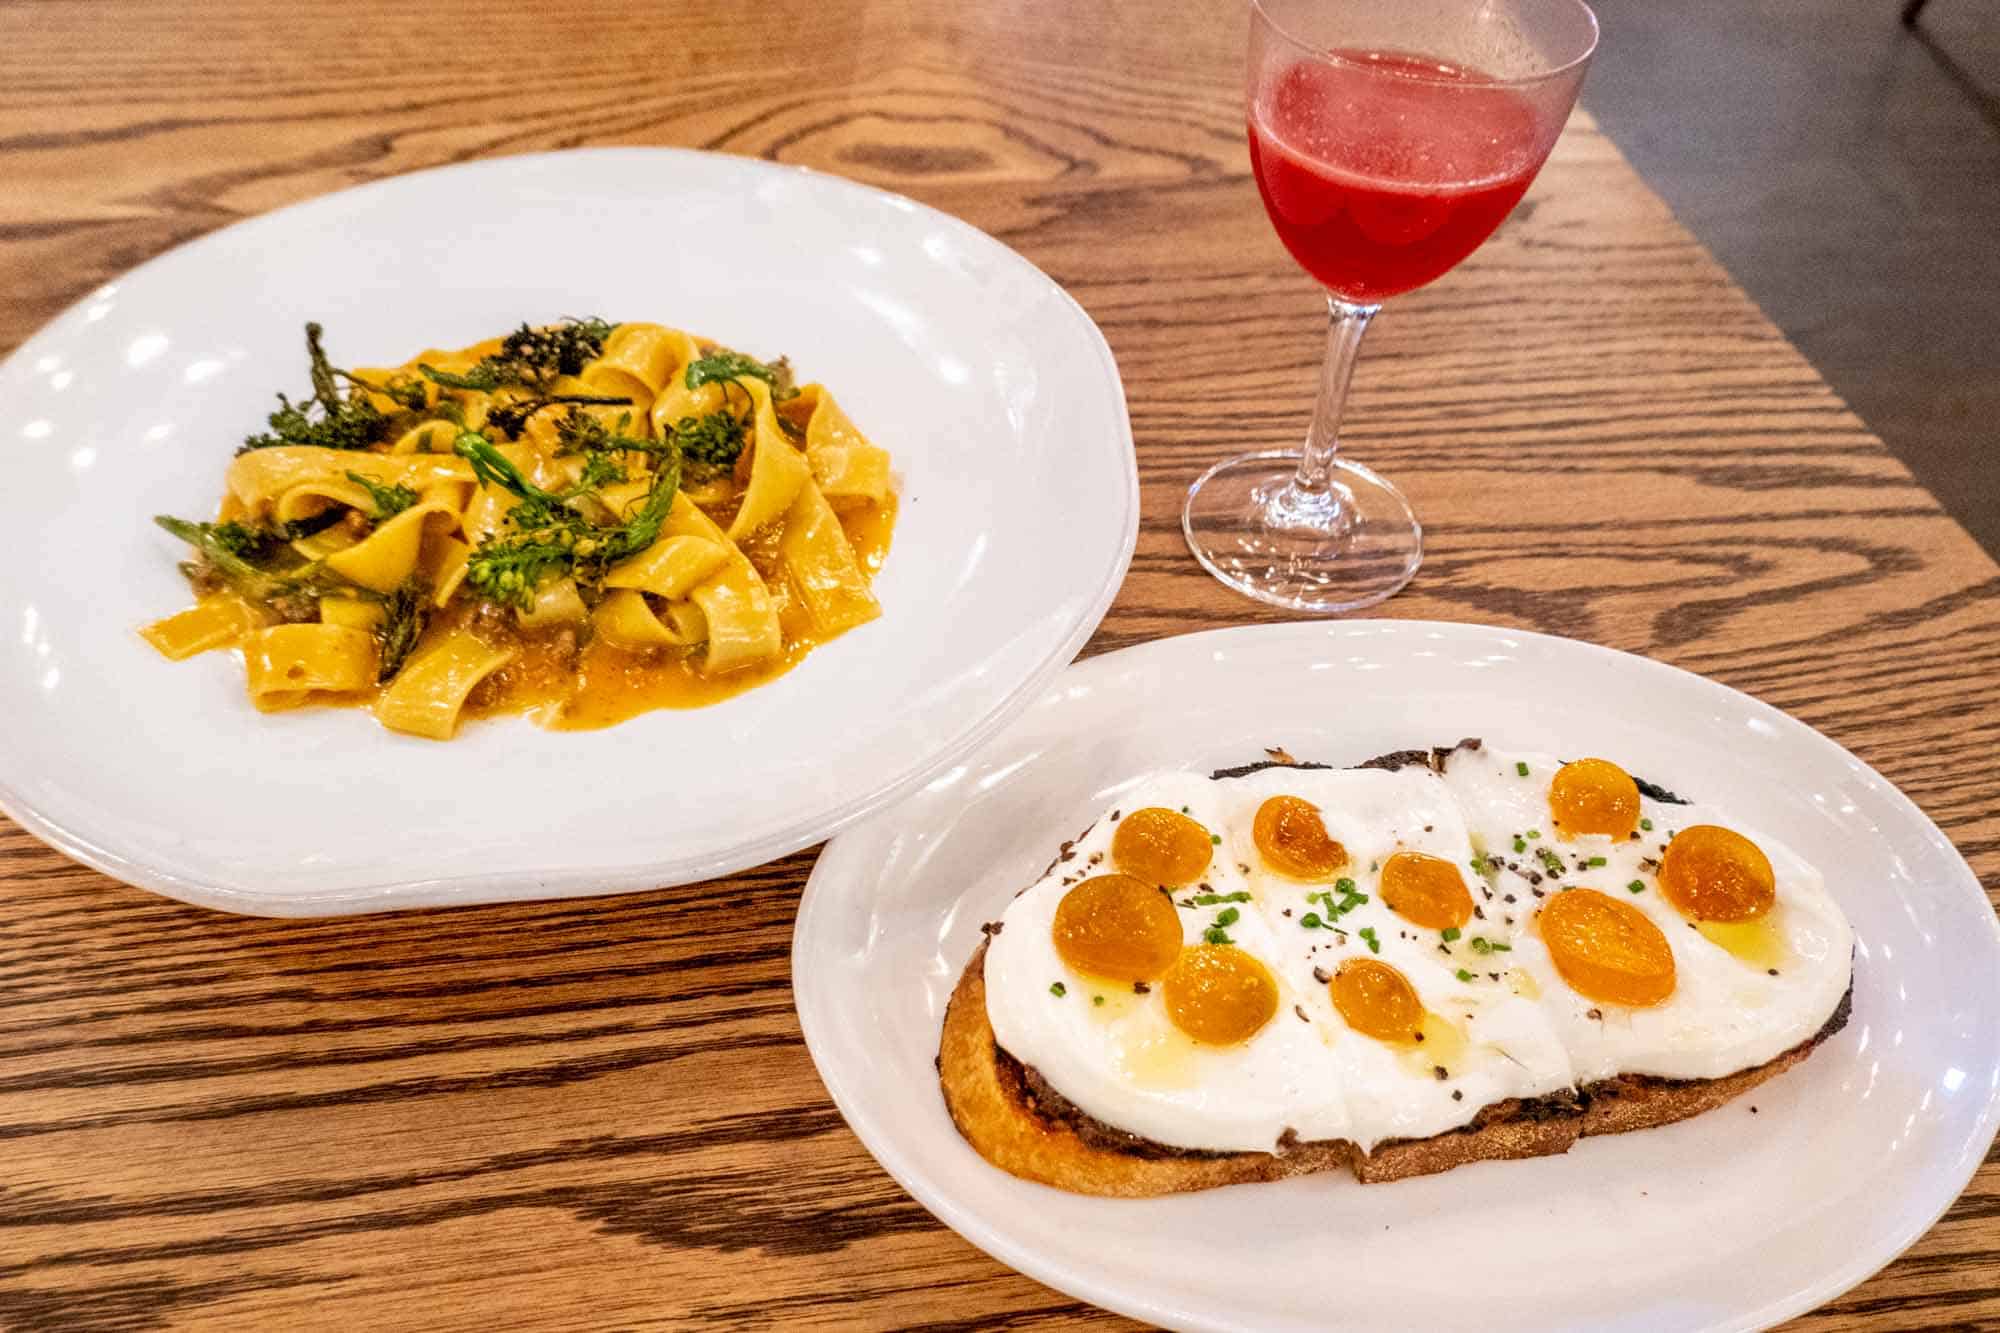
[
  {"xmin": 417, "ymin": 319, "xmax": 617, "ymax": 398},
  {"xmin": 684, "ymin": 351, "xmax": 776, "ymax": 391},
  {"xmin": 155, "ymin": 515, "xmax": 266, "ymax": 587},
  {"xmin": 336, "ymin": 369, "xmax": 429, "ymax": 413},
  {"xmin": 457, "ymin": 439, "xmax": 682, "ymax": 610},
  {"xmin": 375, "ymin": 578, "xmax": 430, "ymax": 682},
  {"xmin": 451, "ymin": 431, "xmax": 568, "ymax": 521},
  {"xmin": 668, "ymin": 411, "xmax": 747, "ymax": 468},
  {"xmin": 304, "ymin": 322, "xmax": 341, "ymax": 414},
  {"xmin": 153, "ymin": 515, "xmax": 349, "ymax": 606},
  {"xmin": 418, "ymin": 362, "xmax": 510, "ymax": 393},
  {"xmin": 345, "ymin": 471, "xmax": 419, "ymax": 521}
]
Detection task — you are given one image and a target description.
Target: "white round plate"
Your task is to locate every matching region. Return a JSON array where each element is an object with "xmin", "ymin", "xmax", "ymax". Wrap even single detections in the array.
[
  {"xmin": 0, "ymin": 148, "xmax": 1135, "ymax": 916},
  {"xmin": 796, "ymin": 620, "xmax": 2000, "ymax": 1333}
]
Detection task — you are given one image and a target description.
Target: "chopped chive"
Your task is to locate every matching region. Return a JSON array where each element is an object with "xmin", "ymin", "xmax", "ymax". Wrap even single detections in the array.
[
  {"xmin": 1455, "ymin": 968, "xmax": 1474, "ymax": 982},
  {"xmin": 1093, "ymin": 994, "xmax": 1105, "ymax": 1007},
  {"xmin": 1191, "ymin": 891, "xmax": 1251, "ymax": 906},
  {"xmin": 1210, "ymin": 834, "xmax": 1222, "ymax": 845},
  {"xmin": 1513, "ymin": 836, "xmax": 1527, "ymax": 853},
  {"xmin": 1585, "ymin": 856, "xmax": 1607, "ymax": 868},
  {"xmin": 1335, "ymin": 877, "xmax": 1356, "ymax": 893},
  {"xmin": 1213, "ymin": 906, "xmax": 1240, "ymax": 927},
  {"xmin": 1516, "ymin": 761, "xmax": 1530, "ymax": 777},
  {"xmin": 1527, "ymin": 829, "xmax": 1542, "ymax": 840},
  {"xmin": 1640, "ymin": 818, "xmax": 1653, "ymax": 831},
  {"xmin": 1203, "ymin": 926, "xmax": 1234, "ymax": 945},
  {"xmin": 1441, "ymin": 926, "xmax": 1461, "ymax": 942},
  {"xmin": 1359, "ymin": 926, "xmax": 1381, "ymax": 954},
  {"xmin": 1300, "ymin": 912, "xmax": 1324, "ymax": 929},
  {"xmin": 1627, "ymin": 880, "xmax": 1646, "ymax": 894},
  {"xmin": 1049, "ymin": 982, "xmax": 1066, "ymax": 997}
]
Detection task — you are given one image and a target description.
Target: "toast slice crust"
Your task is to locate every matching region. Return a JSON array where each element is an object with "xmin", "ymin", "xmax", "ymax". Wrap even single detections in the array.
[{"xmin": 940, "ymin": 938, "xmax": 1352, "ymax": 1196}]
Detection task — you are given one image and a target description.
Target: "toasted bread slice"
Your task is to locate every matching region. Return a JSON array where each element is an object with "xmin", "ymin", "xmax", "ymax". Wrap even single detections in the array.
[
  {"xmin": 939, "ymin": 939, "xmax": 1351, "ymax": 1196},
  {"xmin": 940, "ymin": 938, "xmax": 1850, "ymax": 1197}
]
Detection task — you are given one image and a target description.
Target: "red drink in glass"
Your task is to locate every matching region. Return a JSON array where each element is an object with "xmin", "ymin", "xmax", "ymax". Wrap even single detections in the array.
[
  {"xmin": 1182, "ymin": 0, "xmax": 1596, "ymax": 614},
  {"xmin": 1249, "ymin": 51, "xmax": 1543, "ymax": 302}
]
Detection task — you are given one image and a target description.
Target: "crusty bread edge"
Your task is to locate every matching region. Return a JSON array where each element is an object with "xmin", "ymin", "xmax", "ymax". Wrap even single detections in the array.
[
  {"xmin": 940, "ymin": 939, "xmax": 1841, "ymax": 1197},
  {"xmin": 939, "ymin": 940, "xmax": 1354, "ymax": 1197}
]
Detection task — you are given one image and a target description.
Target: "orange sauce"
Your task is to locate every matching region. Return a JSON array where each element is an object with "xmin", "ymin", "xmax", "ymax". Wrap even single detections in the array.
[
  {"xmin": 465, "ymin": 490, "xmax": 897, "ymax": 731},
  {"xmin": 187, "ymin": 492, "xmax": 895, "ymax": 733}
]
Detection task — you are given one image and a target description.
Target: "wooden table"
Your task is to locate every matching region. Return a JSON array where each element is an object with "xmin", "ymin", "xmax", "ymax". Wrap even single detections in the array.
[{"xmin": 3, "ymin": 2, "xmax": 1996, "ymax": 1327}]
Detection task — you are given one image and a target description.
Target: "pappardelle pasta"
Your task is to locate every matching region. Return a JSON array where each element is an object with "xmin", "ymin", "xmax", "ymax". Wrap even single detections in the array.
[{"xmin": 143, "ymin": 320, "xmax": 895, "ymax": 739}]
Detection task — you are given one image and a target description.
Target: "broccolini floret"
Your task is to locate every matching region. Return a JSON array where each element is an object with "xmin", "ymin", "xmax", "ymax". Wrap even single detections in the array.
[
  {"xmin": 683, "ymin": 350, "xmax": 796, "ymax": 400},
  {"xmin": 418, "ymin": 318, "xmax": 616, "ymax": 395},
  {"xmin": 452, "ymin": 428, "xmax": 682, "ymax": 611},
  {"xmin": 375, "ymin": 578, "xmax": 431, "ymax": 682},
  {"xmin": 238, "ymin": 323, "xmax": 390, "ymax": 454},
  {"xmin": 575, "ymin": 453, "xmax": 628, "ymax": 490},
  {"xmin": 452, "ymin": 431, "xmax": 572, "ymax": 528},
  {"xmin": 237, "ymin": 324, "xmax": 461, "ymax": 455},
  {"xmin": 209, "ymin": 520, "xmax": 284, "ymax": 561},
  {"xmin": 345, "ymin": 471, "xmax": 419, "ymax": 521},
  {"xmin": 153, "ymin": 515, "xmax": 341, "ymax": 610},
  {"xmin": 667, "ymin": 411, "xmax": 747, "ymax": 469},
  {"xmin": 551, "ymin": 408, "xmax": 649, "ymax": 456}
]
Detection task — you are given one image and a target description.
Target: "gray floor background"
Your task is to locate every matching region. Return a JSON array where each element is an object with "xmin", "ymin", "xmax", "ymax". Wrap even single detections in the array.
[{"xmin": 1581, "ymin": 0, "xmax": 1998, "ymax": 555}]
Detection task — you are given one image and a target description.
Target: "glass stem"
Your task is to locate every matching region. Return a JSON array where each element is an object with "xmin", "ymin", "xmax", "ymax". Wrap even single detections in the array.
[{"xmin": 1293, "ymin": 295, "xmax": 1382, "ymax": 494}]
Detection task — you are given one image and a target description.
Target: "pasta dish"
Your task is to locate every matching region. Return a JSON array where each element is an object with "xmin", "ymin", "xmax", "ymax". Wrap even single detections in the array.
[{"xmin": 142, "ymin": 319, "xmax": 895, "ymax": 738}]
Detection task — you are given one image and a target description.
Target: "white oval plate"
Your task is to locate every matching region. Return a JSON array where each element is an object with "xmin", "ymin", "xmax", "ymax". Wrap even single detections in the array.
[
  {"xmin": 796, "ymin": 620, "xmax": 2000, "ymax": 1332},
  {"xmin": 0, "ymin": 148, "xmax": 1135, "ymax": 916}
]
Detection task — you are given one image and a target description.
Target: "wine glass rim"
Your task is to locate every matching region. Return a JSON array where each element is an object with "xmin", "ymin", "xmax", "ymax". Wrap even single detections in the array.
[{"xmin": 1249, "ymin": 0, "xmax": 1600, "ymax": 88}]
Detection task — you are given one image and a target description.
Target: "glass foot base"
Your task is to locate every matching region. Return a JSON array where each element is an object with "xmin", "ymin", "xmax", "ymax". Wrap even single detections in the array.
[{"xmin": 1181, "ymin": 450, "xmax": 1423, "ymax": 613}]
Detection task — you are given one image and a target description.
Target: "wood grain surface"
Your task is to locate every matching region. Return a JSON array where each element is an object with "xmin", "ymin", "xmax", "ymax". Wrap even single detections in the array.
[{"xmin": 2, "ymin": 1, "xmax": 1996, "ymax": 1328}]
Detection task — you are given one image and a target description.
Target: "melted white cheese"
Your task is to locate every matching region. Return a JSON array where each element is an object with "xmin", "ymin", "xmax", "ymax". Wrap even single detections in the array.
[
  {"xmin": 985, "ymin": 771, "xmax": 1351, "ymax": 1152},
  {"xmin": 981, "ymin": 750, "xmax": 1854, "ymax": 1157},
  {"xmin": 1439, "ymin": 746, "xmax": 1854, "ymax": 1083}
]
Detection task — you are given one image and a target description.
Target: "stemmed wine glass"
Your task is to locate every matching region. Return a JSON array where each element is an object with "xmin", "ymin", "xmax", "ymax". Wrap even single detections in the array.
[{"xmin": 1183, "ymin": 0, "xmax": 1599, "ymax": 612}]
